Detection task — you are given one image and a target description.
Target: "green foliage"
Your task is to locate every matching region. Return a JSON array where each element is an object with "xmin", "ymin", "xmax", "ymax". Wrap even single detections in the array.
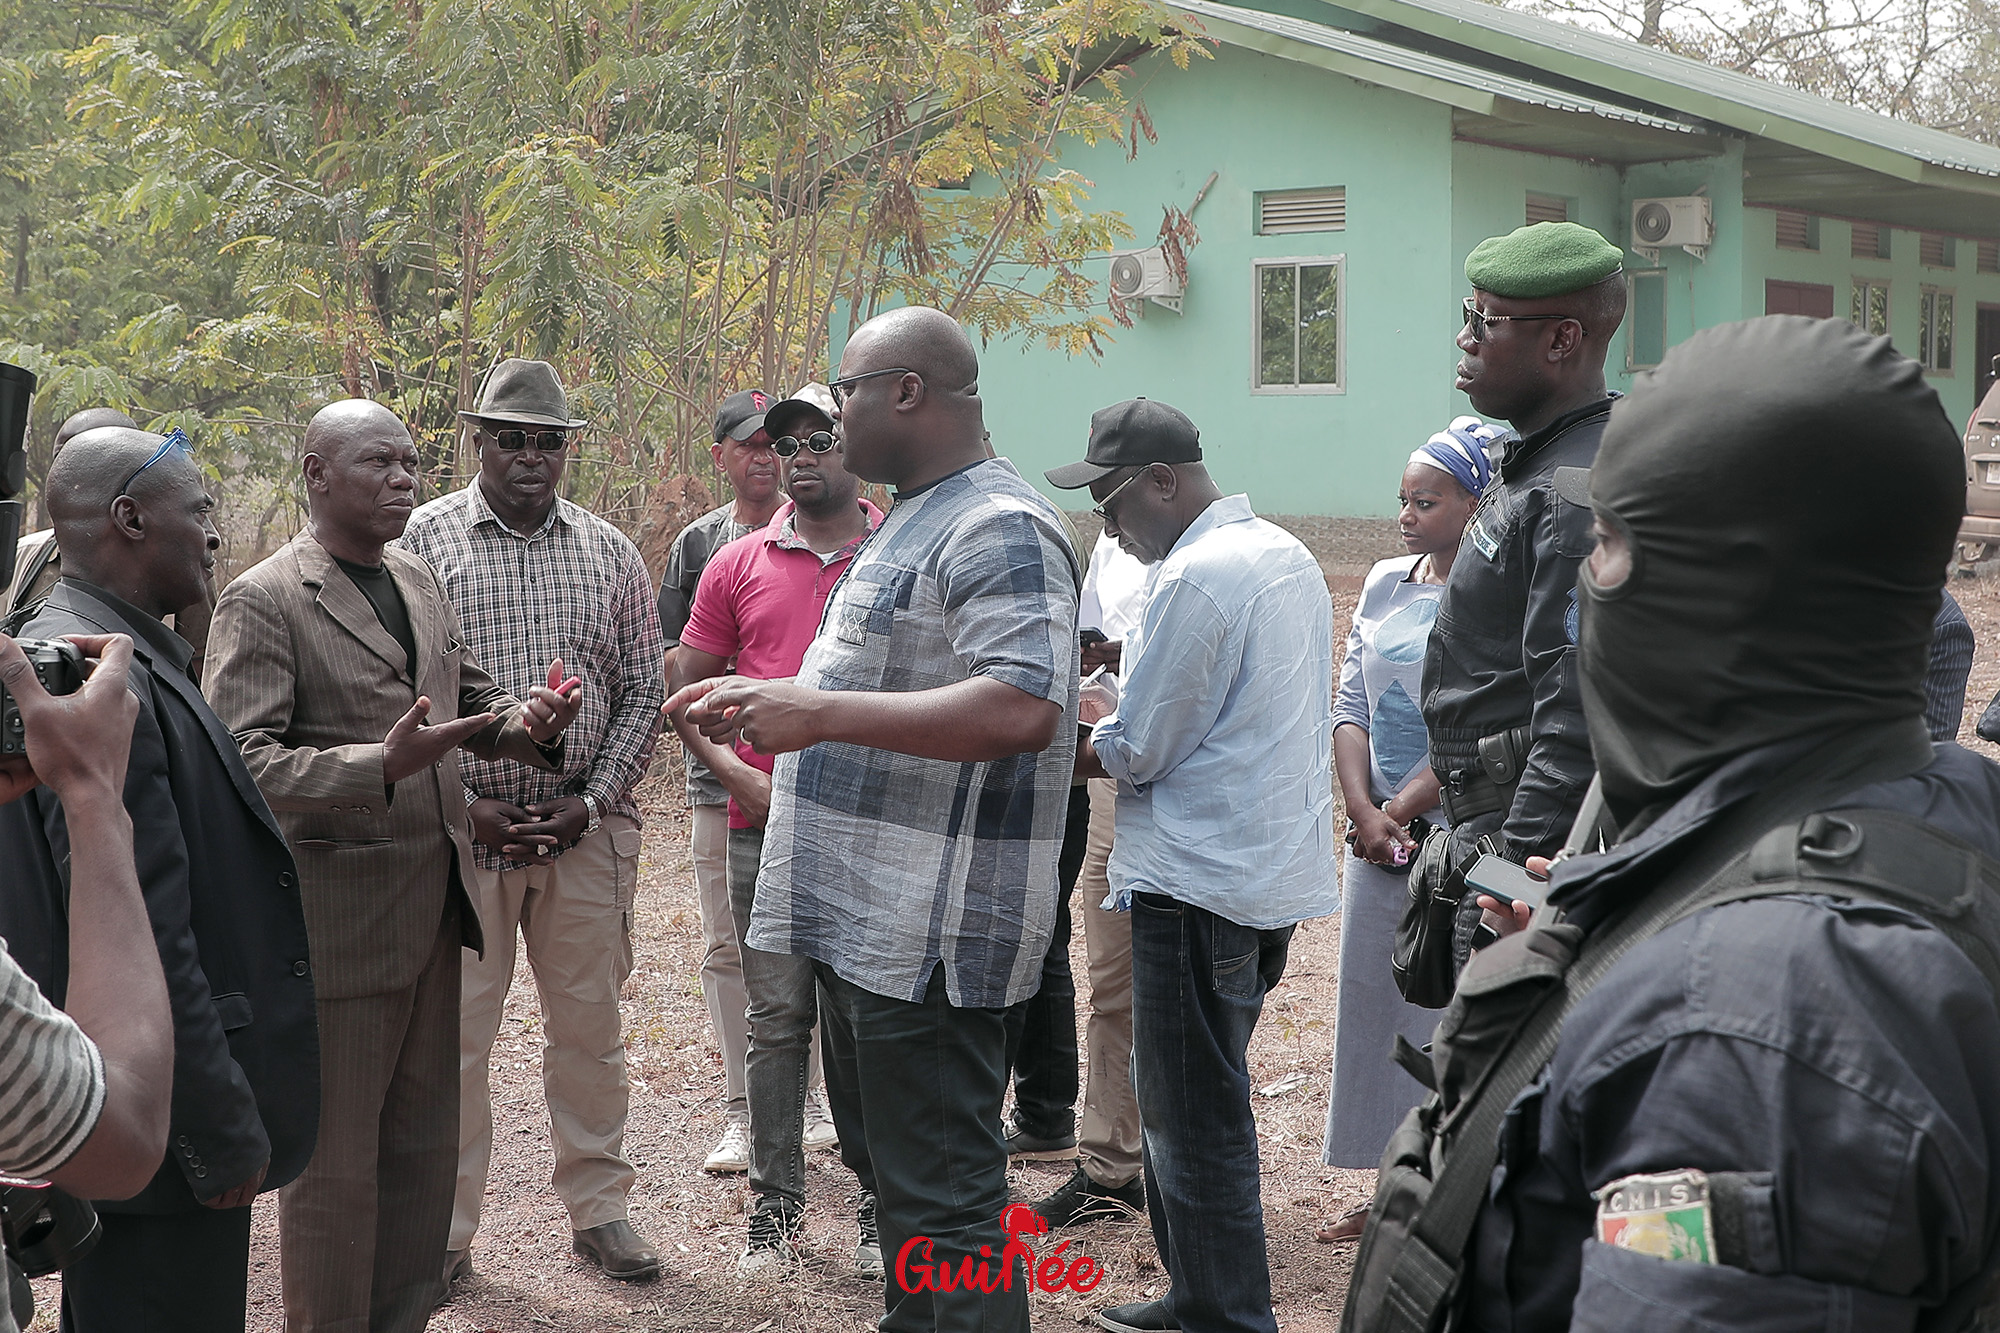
[{"xmin": 0, "ymin": 0, "xmax": 1202, "ymax": 555}]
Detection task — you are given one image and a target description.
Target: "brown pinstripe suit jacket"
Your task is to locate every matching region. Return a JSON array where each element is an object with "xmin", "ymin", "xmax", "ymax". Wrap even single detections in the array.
[{"xmin": 205, "ymin": 530, "xmax": 555, "ymax": 1000}]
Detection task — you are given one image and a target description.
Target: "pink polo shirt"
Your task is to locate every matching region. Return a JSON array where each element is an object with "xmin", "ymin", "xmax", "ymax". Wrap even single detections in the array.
[{"xmin": 678, "ymin": 497, "xmax": 884, "ymax": 827}]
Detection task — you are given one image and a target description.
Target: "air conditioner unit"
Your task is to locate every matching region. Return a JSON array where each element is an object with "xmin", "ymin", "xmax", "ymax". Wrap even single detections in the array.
[
  {"xmin": 1109, "ymin": 247, "xmax": 1184, "ymax": 314},
  {"xmin": 1631, "ymin": 196, "xmax": 1712, "ymax": 261}
]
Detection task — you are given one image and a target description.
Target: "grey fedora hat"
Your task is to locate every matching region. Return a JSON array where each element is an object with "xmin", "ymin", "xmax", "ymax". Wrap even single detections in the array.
[{"xmin": 458, "ymin": 358, "xmax": 588, "ymax": 429}]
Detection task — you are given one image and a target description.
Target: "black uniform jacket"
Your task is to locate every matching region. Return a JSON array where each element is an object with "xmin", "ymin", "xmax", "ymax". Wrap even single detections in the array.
[
  {"xmin": 1421, "ymin": 397, "xmax": 1611, "ymax": 860},
  {"xmin": 1469, "ymin": 737, "xmax": 2000, "ymax": 1331},
  {"xmin": 0, "ymin": 579, "xmax": 319, "ymax": 1211}
]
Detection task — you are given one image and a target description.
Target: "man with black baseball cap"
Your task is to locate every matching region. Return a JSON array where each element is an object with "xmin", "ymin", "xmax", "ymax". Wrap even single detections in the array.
[
  {"xmin": 1049, "ymin": 400, "xmax": 1337, "ymax": 1333},
  {"xmin": 657, "ymin": 388, "xmax": 812, "ymax": 1175}
]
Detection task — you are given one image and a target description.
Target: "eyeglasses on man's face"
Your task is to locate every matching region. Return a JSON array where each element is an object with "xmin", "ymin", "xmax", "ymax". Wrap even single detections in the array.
[
  {"xmin": 484, "ymin": 427, "xmax": 573, "ymax": 452},
  {"xmin": 827, "ymin": 367, "xmax": 918, "ymax": 407},
  {"xmin": 775, "ymin": 432, "xmax": 838, "ymax": 458},
  {"xmin": 117, "ymin": 427, "xmax": 192, "ymax": 498},
  {"xmin": 1091, "ymin": 466, "xmax": 1149, "ymax": 524},
  {"xmin": 1460, "ymin": 296, "xmax": 1582, "ymax": 345}
]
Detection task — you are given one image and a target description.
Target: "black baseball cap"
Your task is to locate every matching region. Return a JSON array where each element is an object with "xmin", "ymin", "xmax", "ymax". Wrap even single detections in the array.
[
  {"xmin": 1045, "ymin": 398, "xmax": 1202, "ymax": 489},
  {"xmin": 713, "ymin": 389, "xmax": 774, "ymax": 443}
]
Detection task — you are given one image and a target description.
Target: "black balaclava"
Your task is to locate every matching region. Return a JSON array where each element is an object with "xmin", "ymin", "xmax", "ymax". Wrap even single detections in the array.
[{"xmin": 1580, "ymin": 315, "xmax": 1964, "ymax": 831}]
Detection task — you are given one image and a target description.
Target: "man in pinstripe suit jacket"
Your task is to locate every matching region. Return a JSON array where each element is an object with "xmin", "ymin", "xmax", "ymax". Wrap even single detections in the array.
[{"xmin": 207, "ymin": 398, "xmax": 582, "ymax": 1333}]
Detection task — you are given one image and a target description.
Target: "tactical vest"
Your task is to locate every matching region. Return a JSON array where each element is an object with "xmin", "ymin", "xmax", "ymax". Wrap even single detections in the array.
[{"xmin": 1343, "ymin": 734, "xmax": 2000, "ymax": 1333}]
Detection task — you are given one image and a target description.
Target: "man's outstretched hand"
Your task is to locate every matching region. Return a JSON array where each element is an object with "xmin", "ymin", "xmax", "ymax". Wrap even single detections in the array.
[
  {"xmin": 380, "ymin": 696, "xmax": 496, "ymax": 785},
  {"xmin": 0, "ymin": 633, "xmax": 139, "ymax": 808},
  {"xmin": 664, "ymin": 676, "xmax": 822, "ymax": 756},
  {"xmin": 522, "ymin": 657, "xmax": 583, "ymax": 745}
]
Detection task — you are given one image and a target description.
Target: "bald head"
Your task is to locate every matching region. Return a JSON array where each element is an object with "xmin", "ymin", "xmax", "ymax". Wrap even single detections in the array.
[
  {"xmin": 304, "ymin": 398, "xmax": 412, "ymax": 465},
  {"xmin": 846, "ymin": 306, "xmax": 980, "ymax": 394},
  {"xmin": 46, "ymin": 428, "xmax": 197, "ymax": 524},
  {"xmin": 53, "ymin": 408, "xmax": 140, "ymax": 457}
]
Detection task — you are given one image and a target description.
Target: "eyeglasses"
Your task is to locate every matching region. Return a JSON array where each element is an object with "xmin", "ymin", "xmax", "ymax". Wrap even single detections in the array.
[
  {"xmin": 1091, "ymin": 466, "xmax": 1150, "ymax": 523},
  {"xmin": 1461, "ymin": 296, "xmax": 1583, "ymax": 345},
  {"xmin": 117, "ymin": 428, "xmax": 191, "ymax": 498},
  {"xmin": 827, "ymin": 367, "xmax": 917, "ymax": 407},
  {"xmin": 484, "ymin": 427, "xmax": 572, "ymax": 452},
  {"xmin": 774, "ymin": 432, "xmax": 838, "ymax": 458}
]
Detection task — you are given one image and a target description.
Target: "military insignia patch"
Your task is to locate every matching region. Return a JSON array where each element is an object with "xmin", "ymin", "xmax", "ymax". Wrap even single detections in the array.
[
  {"xmin": 1470, "ymin": 515, "xmax": 1499, "ymax": 560},
  {"xmin": 1595, "ymin": 1170, "xmax": 1716, "ymax": 1264},
  {"xmin": 1565, "ymin": 587, "xmax": 1579, "ymax": 643}
]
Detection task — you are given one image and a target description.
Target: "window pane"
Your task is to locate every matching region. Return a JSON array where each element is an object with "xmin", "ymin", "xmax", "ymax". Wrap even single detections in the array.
[
  {"xmin": 1259, "ymin": 265, "xmax": 1297, "ymax": 387},
  {"xmin": 1297, "ymin": 263, "xmax": 1339, "ymax": 386},
  {"xmin": 1852, "ymin": 285, "xmax": 1865, "ymax": 324},
  {"xmin": 1937, "ymin": 291, "xmax": 1953, "ymax": 370},
  {"xmin": 1920, "ymin": 291, "xmax": 1935, "ymax": 365},
  {"xmin": 1867, "ymin": 285, "xmax": 1889, "ymax": 335}
]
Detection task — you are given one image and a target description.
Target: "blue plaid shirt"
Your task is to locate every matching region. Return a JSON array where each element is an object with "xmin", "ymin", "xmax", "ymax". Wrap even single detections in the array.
[{"xmin": 747, "ymin": 459, "xmax": 1081, "ymax": 1007}]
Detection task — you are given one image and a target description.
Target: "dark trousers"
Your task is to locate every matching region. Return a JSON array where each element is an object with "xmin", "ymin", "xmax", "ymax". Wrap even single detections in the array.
[
  {"xmin": 728, "ymin": 825, "xmax": 823, "ymax": 1209},
  {"xmin": 61, "ymin": 1203, "xmax": 254, "ymax": 1332},
  {"xmin": 817, "ymin": 963, "xmax": 1027, "ymax": 1333},
  {"xmin": 1001, "ymin": 784, "xmax": 1092, "ymax": 1136},
  {"xmin": 281, "ymin": 907, "xmax": 461, "ymax": 1333},
  {"xmin": 1130, "ymin": 891, "xmax": 1293, "ymax": 1333}
]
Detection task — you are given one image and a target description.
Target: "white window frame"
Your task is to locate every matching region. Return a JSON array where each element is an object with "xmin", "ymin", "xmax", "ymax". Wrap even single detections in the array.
[
  {"xmin": 1250, "ymin": 254, "xmax": 1346, "ymax": 395},
  {"xmin": 1851, "ymin": 278, "xmax": 1891, "ymax": 336},
  {"xmin": 1919, "ymin": 286, "xmax": 1955, "ymax": 374}
]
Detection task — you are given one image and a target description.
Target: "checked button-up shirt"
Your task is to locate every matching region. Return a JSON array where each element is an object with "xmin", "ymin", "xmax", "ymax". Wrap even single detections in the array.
[{"xmin": 398, "ymin": 483, "xmax": 666, "ymax": 870}]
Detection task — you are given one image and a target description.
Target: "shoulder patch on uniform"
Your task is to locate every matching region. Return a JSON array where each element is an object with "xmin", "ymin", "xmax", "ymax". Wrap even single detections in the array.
[
  {"xmin": 1470, "ymin": 515, "xmax": 1500, "ymax": 560},
  {"xmin": 1565, "ymin": 587, "xmax": 1580, "ymax": 644},
  {"xmin": 1552, "ymin": 466, "xmax": 1592, "ymax": 507},
  {"xmin": 1595, "ymin": 1170, "xmax": 1716, "ymax": 1264}
]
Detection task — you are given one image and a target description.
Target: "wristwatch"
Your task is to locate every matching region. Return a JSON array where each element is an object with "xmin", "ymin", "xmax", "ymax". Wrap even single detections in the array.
[{"xmin": 580, "ymin": 793, "xmax": 602, "ymax": 837}]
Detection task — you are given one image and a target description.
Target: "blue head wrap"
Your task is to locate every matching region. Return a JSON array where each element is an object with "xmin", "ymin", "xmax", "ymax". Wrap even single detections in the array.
[{"xmin": 1409, "ymin": 416, "xmax": 1503, "ymax": 496}]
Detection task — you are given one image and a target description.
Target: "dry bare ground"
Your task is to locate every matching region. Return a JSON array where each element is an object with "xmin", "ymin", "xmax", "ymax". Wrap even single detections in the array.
[{"xmin": 32, "ymin": 516, "xmax": 2000, "ymax": 1333}]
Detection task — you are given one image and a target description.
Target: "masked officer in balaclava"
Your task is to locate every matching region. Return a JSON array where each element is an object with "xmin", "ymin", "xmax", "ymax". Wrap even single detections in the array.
[{"xmin": 1344, "ymin": 316, "xmax": 2000, "ymax": 1333}]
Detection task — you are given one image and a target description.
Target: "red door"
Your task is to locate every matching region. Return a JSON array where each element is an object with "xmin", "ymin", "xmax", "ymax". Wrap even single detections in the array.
[{"xmin": 1765, "ymin": 280, "xmax": 1836, "ymax": 318}]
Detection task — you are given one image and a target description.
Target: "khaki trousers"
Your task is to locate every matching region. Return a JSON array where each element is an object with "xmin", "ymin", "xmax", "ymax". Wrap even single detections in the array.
[
  {"xmin": 453, "ymin": 815, "xmax": 642, "ymax": 1248},
  {"xmin": 691, "ymin": 802, "xmax": 750, "ymax": 1119},
  {"xmin": 281, "ymin": 907, "xmax": 461, "ymax": 1333},
  {"xmin": 1079, "ymin": 779, "xmax": 1142, "ymax": 1188}
]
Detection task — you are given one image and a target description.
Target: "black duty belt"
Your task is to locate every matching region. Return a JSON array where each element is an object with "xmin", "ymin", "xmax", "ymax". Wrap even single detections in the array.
[{"xmin": 1440, "ymin": 726, "xmax": 1532, "ymax": 827}]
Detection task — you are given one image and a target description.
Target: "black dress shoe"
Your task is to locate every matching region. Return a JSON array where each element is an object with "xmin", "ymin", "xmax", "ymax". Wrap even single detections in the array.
[
  {"xmin": 1033, "ymin": 1165, "xmax": 1146, "ymax": 1228},
  {"xmin": 434, "ymin": 1249, "xmax": 473, "ymax": 1308},
  {"xmin": 1095, "ymin": 1299, "xmax": 1180, "ymax": 1332},
  {"xmin": 572, "ymin": 1220, "xmax": 663, "ymax": 1281}
]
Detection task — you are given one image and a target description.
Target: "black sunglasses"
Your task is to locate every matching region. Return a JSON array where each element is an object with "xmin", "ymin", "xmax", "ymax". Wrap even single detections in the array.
[
  {"xmin": 775, "ymin": 432, "xmax": 838, "ymax": 458},
  {"xmin": 484, "ymin": 427, "xmax": 573, "ymax": 452},
  {"xmin": 827, "ymin": 367, "xmax": 917, "ymax": 406},
  {"xmin": 1460, "ymin": 296, "xmax": 1582, "ymax": 345}
]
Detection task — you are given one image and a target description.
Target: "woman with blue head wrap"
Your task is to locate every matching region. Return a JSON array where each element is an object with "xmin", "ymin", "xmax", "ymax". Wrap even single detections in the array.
[{"xmin": 1317, "ymin": 414, "xmax": 1501, "ymax": 1236}]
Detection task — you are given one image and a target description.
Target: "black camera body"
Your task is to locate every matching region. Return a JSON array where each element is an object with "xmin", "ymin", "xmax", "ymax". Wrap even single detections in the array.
[{"xmin": 0, "ymin": 638, "xmax": 85, "ymax": 755}]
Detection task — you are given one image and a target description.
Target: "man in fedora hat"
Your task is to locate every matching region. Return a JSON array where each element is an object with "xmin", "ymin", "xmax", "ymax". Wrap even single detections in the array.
[{"xmin": 398, "ymin": 359, "xmax": 667, "ymax": 1288}]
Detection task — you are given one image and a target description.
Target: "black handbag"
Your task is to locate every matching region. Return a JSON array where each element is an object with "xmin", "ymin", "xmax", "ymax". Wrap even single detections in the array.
[{"xmin": 1390, "ymin": 826, "xmax": 1472, "ymax": 1009}]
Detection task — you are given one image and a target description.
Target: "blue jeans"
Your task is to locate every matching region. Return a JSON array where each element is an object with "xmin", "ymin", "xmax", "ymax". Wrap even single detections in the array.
[
  {"xmin": 817, "ymin": 963, "xmax": 1027, "ymax": 1333},
  {"xmin": 1130, "ymin": 891, "xmax": 1293, "ymax": 1333}
]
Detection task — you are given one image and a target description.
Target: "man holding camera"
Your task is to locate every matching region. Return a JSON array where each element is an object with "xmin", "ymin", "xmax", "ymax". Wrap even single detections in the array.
[
  {"xmin": 0, "ymin": 427, "xmax": 319, "ymax": 1333},
  {"xmin": 0, "ymin": 629, "xmax": 175, "ymax": 1333}
]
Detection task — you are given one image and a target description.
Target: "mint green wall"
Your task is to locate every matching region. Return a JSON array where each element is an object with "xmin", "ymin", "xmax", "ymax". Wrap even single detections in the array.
[
  {"xmin": 1741, "ymin": 209, "xmax": 2000, "ymax": 428},
  {"xmin": 967, "ymin": 43, "xmax": 1998, "ymax": 516},
  {"xmin": 976, "ymin": 44, "xmax": 1465, "ymax": 517}
]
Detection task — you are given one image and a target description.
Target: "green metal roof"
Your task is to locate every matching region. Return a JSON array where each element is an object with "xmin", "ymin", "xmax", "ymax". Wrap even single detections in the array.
[
  {"xmin": 1289, "ymin": 0, "xmax": 2000, "ymax": 187},
  {"xmin": 1176, "ymin": 0, "xmax": 1704, "ymax": 136}
]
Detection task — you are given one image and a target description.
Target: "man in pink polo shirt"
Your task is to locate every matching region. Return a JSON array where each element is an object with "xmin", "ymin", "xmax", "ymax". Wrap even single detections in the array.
[{"xmin": 667, "ymin": 383, "xmax": 882, "ymax": 1278}]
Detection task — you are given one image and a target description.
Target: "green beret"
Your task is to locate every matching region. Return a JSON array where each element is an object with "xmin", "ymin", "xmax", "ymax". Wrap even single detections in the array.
[{"xmin": 1465, "ymin": 221, "xmax": 1623, "ymax": 299}]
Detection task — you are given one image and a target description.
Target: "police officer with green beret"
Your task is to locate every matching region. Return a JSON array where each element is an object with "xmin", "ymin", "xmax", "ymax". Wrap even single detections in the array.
[{"xmin": 1418, "ymin": 221, "xmax": 1628, "ymax": 964}]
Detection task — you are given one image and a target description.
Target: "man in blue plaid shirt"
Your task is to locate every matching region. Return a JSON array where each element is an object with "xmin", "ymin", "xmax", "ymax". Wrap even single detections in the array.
[
  {"xmin": 398, "ymin": 359, "xmax": 667, "ymax": 1289},
  {"xmin": 669, "ymin": 307, "xmax": 1080, "ymax": 1333}
]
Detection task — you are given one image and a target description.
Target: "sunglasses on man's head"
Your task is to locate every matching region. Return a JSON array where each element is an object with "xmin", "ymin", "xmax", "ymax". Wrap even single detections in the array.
[
  {"xmin": 485, "ymin": 427, "xmax": 572, "ymax": 452},
  {"xmin": 774, "ymin": 432, "xmax": 837, "ymax": 458},
  {"xmin": 117, "ymin": 427, "xmax": 192, "ymax": 498}
]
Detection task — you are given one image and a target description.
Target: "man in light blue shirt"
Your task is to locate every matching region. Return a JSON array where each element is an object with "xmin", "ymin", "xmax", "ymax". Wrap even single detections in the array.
[{"xmin": 1049, "ymin": 400, "xmax": 1336, "ymax": 1333}]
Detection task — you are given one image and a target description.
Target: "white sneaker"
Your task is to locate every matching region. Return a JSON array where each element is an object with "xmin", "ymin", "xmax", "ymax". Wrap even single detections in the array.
[
  {"xmin": 803, "ymin": 1090, "xmax": 839, "ymax": 1152},
  {"xmin": 703, "ymin": 1119, "xmax": 751, "ymax": 1173}
]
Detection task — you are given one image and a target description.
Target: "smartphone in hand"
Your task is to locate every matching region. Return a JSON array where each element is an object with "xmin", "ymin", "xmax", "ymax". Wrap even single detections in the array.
[{"xmin": 1464, "ymin": 853, "xmax": 1551, "ymax": 912}]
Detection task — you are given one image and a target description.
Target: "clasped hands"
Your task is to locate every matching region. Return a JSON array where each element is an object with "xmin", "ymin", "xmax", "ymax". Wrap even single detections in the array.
[
  {"xmin": 469, "ymin": 794, "xmax": 590, "ymax": 860},
  {"xmin": 662, "ymin": 676, "xmax": 818, "ymax": 756},
  {"xmin": 380, "ymin": 657, "xmax": 583, "ymax": 785}
]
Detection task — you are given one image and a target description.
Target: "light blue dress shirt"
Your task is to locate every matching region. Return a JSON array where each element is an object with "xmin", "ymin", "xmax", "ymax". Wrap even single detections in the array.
[{"xmin": 1092, "ymin": 495, "xmax": 1338, "ymax": 930}]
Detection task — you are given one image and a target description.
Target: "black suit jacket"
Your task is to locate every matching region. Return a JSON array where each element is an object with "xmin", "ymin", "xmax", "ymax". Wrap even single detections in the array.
[{"xmin": 0, "ymin": 579, "xmax": 319, "ymax": 1211}]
